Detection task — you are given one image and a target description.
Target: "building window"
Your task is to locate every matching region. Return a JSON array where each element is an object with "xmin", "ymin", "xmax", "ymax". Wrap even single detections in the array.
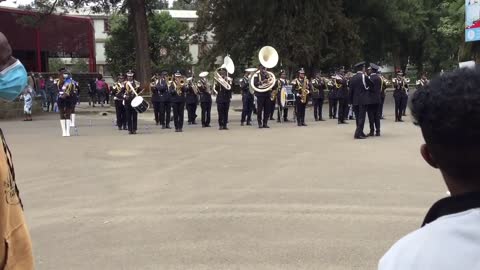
[{"xmin": 104, "ymin": 19, "xmax": 110, "ymax": 33}]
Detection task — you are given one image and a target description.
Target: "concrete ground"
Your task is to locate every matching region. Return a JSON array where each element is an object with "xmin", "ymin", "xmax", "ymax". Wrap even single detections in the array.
[{"xmin": 2, "ymin": 95, "xmax": 445, "ymax": 270}]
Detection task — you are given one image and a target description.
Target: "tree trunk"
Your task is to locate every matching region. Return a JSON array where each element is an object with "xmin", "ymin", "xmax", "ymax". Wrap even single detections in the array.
[{"xmin": 128, "ymin": 0, "xmax": 152, "ymax": 93}]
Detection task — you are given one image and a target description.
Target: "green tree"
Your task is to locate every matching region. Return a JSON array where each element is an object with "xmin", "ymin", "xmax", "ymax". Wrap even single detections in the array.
[
  {"xmin": 171, "ymin": 0, "xmax": 198, "ymax": 10},
  {"xmin": 105, "ymin": 12, "xmax": 192, "ymax": 77},
  {"xmin": 48, "ymin": 58, "xmax": 65, "ymax": 72},
  {"xmin": 195, "ymin": 0, "xmax": 360, "ymax": 77}
]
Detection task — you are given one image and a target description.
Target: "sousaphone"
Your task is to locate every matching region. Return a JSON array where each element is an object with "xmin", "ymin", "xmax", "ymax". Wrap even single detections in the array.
[
  {"xmin": 214, "ymin": 55, "xmax": 235, "ymax": 90},
  {"xmin": 250, "ymin": 46, "xmax": 279, "ymax": 92}
]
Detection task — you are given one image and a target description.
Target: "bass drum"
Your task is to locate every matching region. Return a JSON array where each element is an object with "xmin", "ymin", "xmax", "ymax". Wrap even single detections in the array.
[
  {"xmin": 131, "ymin": 96, "xmax": 149, "ymax": 113},
  {"xmin": 280, "ymin": 87, "xmax": 287, "ymax": 107}
]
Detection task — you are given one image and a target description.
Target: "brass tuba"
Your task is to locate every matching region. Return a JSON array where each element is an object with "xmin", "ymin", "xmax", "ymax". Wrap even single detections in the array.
[
  {"xmin": 214, "ymin": 55, "xmax": 235, "ymax": 90},
  {"xmin": 250, "ymin": 46, "xmax": 279, "ymax": 92}
]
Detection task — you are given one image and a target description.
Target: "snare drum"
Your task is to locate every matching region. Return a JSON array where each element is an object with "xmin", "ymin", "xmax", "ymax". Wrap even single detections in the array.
[{"xmin": 131, "ymin": 96, "xmax": 149, "ymax": 113}]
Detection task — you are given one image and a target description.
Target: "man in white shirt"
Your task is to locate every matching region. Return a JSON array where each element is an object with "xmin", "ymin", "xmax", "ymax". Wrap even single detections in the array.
[{"xmin": 379, "ymin": 67, "xmax": 480, "ymax": 270}]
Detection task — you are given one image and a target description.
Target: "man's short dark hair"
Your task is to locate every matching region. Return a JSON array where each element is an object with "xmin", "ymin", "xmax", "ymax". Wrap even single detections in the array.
[{"xmin": 410, "ymin": 67, "xmax": 480, "ymax": 183}]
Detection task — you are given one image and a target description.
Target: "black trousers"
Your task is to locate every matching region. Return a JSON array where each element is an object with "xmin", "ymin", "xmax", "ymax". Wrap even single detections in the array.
[
  {"xmin": 269, "ymin": 99, "xmax": 276, "ymax": 119},
  {"xmin": 171, "ymin": 101, "xmax": 185, "ymax": 130},
  {"xmin": 241, "ymin": 96, "xmax": 254, "ymax": 123},
  {"xmin": 46, "ymin": 92, "xmax": 56, "ymax": 112},
  {"xmin": 89, "ymin": 92, "xmax": 97, "ymax": 106},
  {"xmin": 312, "ymin": 98, "xmax": 324, "ymax": 120},
  {"xmin": 97, "ymin": 89, "xmax": 106, "ymax": 105},
  {"xmin": 217, "ymin": 102, "xmax": 230, "ymax": 127},
  {"xmin": 367, "ymin": 104, "xmax": 380, "ymax": 133},
  {"xmin": 115, "ymin": 100, "xmax": 126, "ymax": 128},
  {"xmin": 329, "ymin": 98, "xmax": 338, "ymax": 118},
  {"xmin": 295, "ymin": 100, "xmax": 307, "ymax": 125},
  {"xmin": 338, "ymin": 98, "xmax": 347, "ymax": 123},
  {"xmin": 186, "ymin": 103, "xmax": 197, "ymax": 123},
  {"xmin": 394, "ymin": 96, "xmax": 404, "ymax": 121},
  {"xmin": 160, "ymin": 102, "xmax": 171, "ymax": 126},
  {"xmin": 201, "ymin": 102, "xmax": 212, "ymax": 126},
  {"xmin": 153, "ymin": 101, "xmax": 161, "ymax": 124},
  {"xmin": 379, "ymin": 96, "xmax": 385, "ymax": 118},
  {"xmin": 277, "ymin": 107, "xmax": 288, "ymax": 121},
  {"xmin": 401, "ymin": 96, "xmax": 408, "ymax": 115},
  {"xmin": 125, "ymin": 105, "xmax": 138, "ymax": 132},
  {"xmin": 256, "ymin": 95, "xmax": 271, "ymax": 126},
  {"xmin": 353, "ymin": 105, "xmax": 367, "ymax": 137}
]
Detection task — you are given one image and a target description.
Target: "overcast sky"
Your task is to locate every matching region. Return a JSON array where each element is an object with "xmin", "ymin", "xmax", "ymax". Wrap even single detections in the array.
[{"xmin": 0, "ymin": 0, "xmax": 174, "ymax": 8}]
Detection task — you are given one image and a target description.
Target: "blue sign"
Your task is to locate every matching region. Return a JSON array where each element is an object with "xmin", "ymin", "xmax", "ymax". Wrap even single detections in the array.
[{"xmin": 466, "ymin": 0, "xmax": 480, "ymax": 42}]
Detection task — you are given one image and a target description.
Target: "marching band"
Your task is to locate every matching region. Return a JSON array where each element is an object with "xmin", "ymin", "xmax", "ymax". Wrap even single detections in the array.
[{"xmin": 53, "ymin": 46, "xmax": 427, "ymax": 140}]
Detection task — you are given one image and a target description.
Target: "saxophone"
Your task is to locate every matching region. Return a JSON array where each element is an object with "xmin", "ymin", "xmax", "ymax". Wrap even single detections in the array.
[
  {"xmin": 296, "ymin": 78, "xmax": 310, "ymax": 104},
  {"xmin": 270, "ymin": 80, "xmax": 280, "ymax": 101}
]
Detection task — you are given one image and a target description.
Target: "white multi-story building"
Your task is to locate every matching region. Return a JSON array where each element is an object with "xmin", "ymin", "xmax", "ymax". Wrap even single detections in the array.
[{"xmin": 77, "ymin": 10, "xmax": 212, "ymax": 75}]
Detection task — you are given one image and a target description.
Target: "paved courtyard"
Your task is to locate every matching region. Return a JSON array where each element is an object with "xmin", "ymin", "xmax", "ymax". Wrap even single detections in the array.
[{"xmin": 1, "ymin": 97, "xmax": 444, "ymax": 270}]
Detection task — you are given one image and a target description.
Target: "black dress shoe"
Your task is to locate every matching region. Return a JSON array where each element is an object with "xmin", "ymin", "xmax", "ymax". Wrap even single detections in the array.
[
  {"xmin": 375, "ymin": 132, "xmax": 381, "ymax": 137},
  {"xmin": 297, "ymin": 123, "xmax": 302, "ymax": 126},
  {"xmin": 319, "ymin": 119, "xmax": 326, "ymax": 121},
  {"xmin": 302, "ymin": 123, "xmax": 308, "ymax": 126},
  {"xmin": 166, "ymin": 126, "xmax": 172, "ymax": 129},
  {"xmin": 246, "ymin": 122, "xmax": 252, "ymax": 126},
  {"xmin": 368, "ymin": 132, "xmax": 375, "ymax": 137},
  {"xmin": 206, "ymin": 124, "xmax": 211, "ymax": 127},
  {"xmin": 284, "ymin": 119, "xmax": 290, "ymax": 122},
  {"xmin": 398, "ymin": 119, "xmax": 404, "ymax": 122},
  {"xmin": 354, "ymin": 135, "xmax": 367, "ymax": 139},
  {"xmin": 259, "ymin": 125, "xmax": 263, "ymax": 129},
  {"xmin": 223, "ymin": 126, "xmax": 229, "ymax": 130},
  {"xmin": 192, "ymin": 122, "xmax": 197, "ymax": 125},
  {"xmin": 241, "ymin": 122, "xmax": 245, "ymax": 126},
  {"xmin": 263, "ymin": 125, "xmax": 270, "ymax": 128},
  {"xmin": 269, "ymin": 117, "xmax": 274, "ymax": 120},
  {"xmin": 129, "ymin": 131, "xmax": 134, "ymax": 134}
]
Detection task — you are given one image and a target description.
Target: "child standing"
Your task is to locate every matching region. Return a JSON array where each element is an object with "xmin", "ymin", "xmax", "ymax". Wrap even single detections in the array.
[{"xmin": 22, "ymin": 88, "xmax": 33, "ymax": 121}]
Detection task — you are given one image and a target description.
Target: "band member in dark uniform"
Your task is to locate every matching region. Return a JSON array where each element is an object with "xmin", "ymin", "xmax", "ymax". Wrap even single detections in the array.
[
  {"xmin": 112, "ymin": 73, "xmax": 127, "ymax": 130},
  {"xmin": 159, "ymin": 71, "xmax": 171, "ymax": 129},
  {"xmin": 151, "ymin": 73, "xmax": 161, "ymax": 125},
  {"xmin": 333, "ymin": 74, "xmax": 348, "ymax": 124},
  {"xmin": 240, "ymin": 70, "xmax": 254, "ymax": 126},
  {"xmin": 152, "ymin": 72, "xmax": 170, "ymax": 128},
  {"xmin": 253, "ymin": 65, "xmax": 272, "ymax": 128},
  {"xmin": 215, "ymin": 68, "xmax": 232, "ymax": 130},
  {"xmin": 124, "ymin": 70, "xmax": 141, "ymax": 135},
  {"xmin": 185, "ymin": 76, "xmax": 199, "ymax": 125},
  {"xmin": 274, "ymin": 70, "xmax": 290, "ymax": 122},
  {"xmin": 367, "ymin": 64, "xmax": 382, "ymax": 136},
  {"xmin": 328, "ymin": 75, "xmax": 337, "ymax": 119},
  {"xmin": 291, "ymin": 68, "xmax": 311, "ymax": 127},
  {"xmin": 349, "ymin": 62, "xmax": 373, "ymax": 139},
  {"xmin": 416, "ymin": 73, "xmax": 429, "ymax": 90},
  {"xmin": 393, "ymin": 71, "xmax": 408, "ymax": 122},
  {"xmin": 379, "ymin": 71, "xmax": 388, "ymax": 119},
  {"xmin": 170, "ymin": 71, "xmax": 187, "ymax": 132},
  {"xmin": 268, "ymin": 78, "xmax": 277, "ymax": 122},
  {"xmin": 198, "ymin": 72, "xmax": 212, "ymax": 128},
  {"xmin": 311, "ymin": 71, "xmax": 326, "ymax": 121},
  {"xmin": 56, "ymin": 68, "xmax": 76, "ymax": 137}
]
